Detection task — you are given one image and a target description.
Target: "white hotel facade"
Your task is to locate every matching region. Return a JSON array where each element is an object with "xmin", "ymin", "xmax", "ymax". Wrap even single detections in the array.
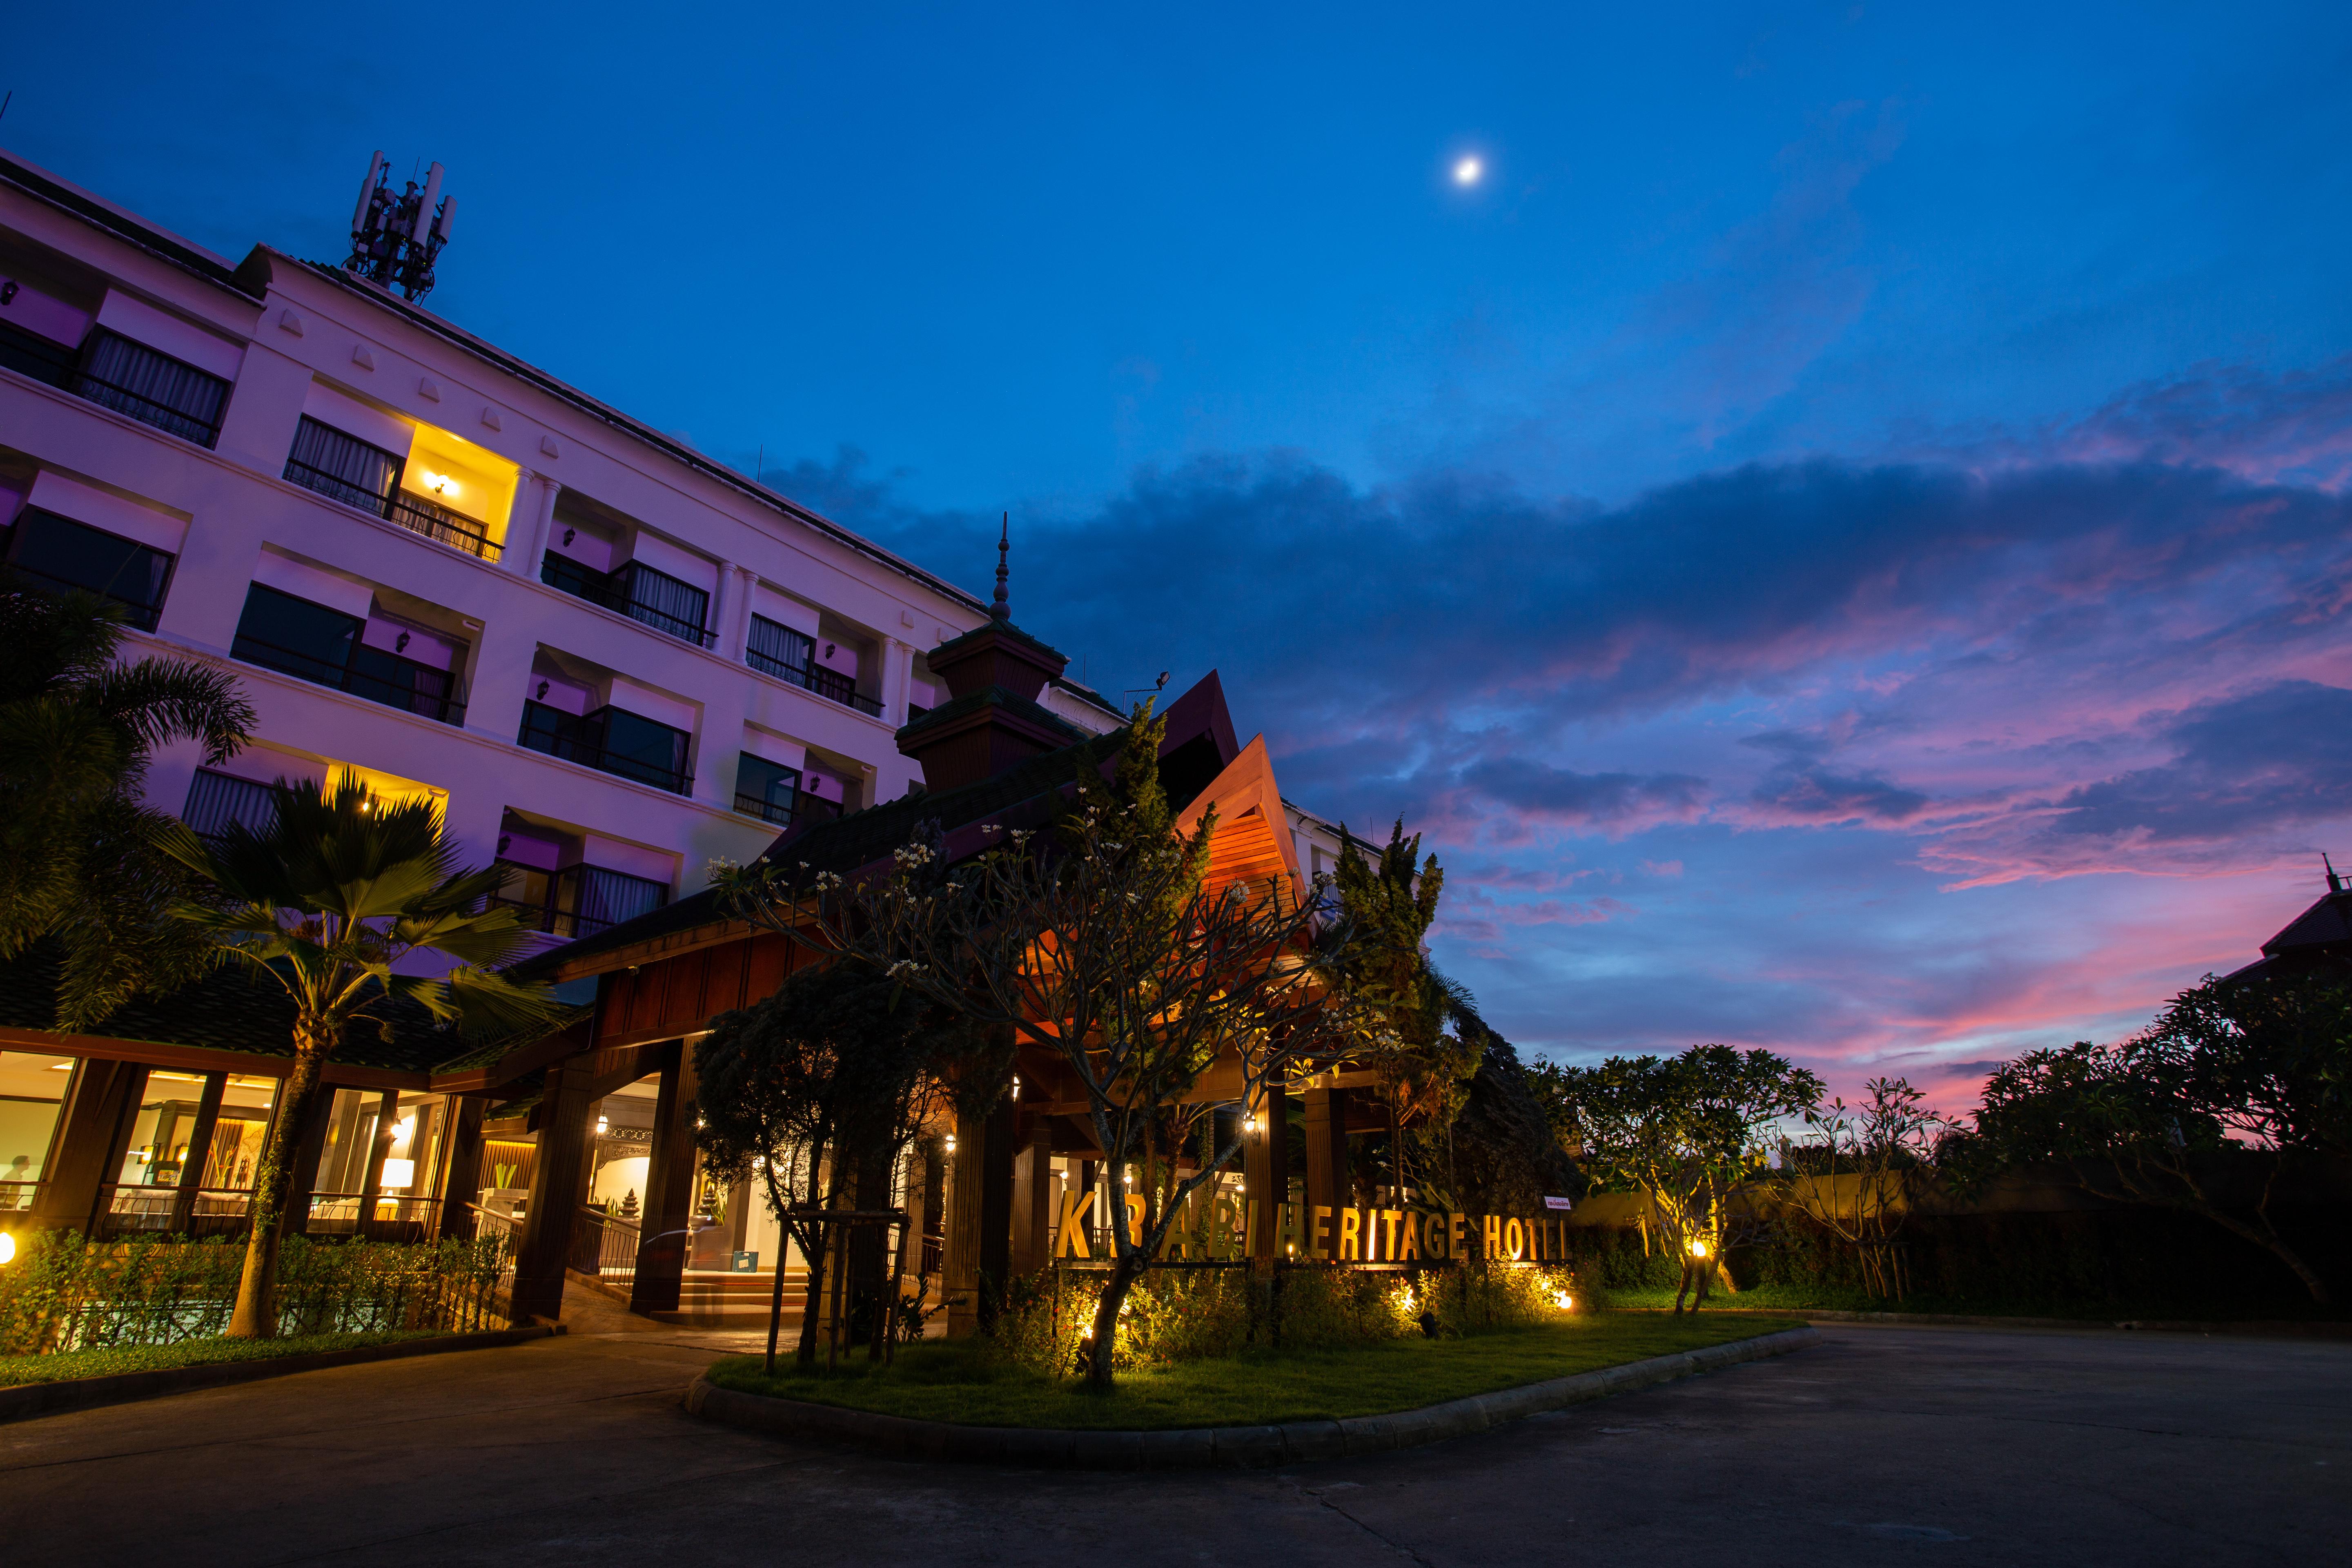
[{"xmin": 0, "ymin": 148, "xmax": 1131, "ymax": 950}]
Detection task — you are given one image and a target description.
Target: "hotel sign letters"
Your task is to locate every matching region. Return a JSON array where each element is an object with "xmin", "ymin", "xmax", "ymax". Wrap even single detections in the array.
[{"xmin": 1051, "ymin": 1192, "xmax": 1579, "ymax": 1264}]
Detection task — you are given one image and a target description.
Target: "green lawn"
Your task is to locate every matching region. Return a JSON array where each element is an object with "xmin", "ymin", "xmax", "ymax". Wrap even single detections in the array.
[
  {"xmin": 0, "ymin": 1330, "xmax": 445, "ymax": 1388},
  {"xmin": 704, "ymin": 1312, "xmax": 1800, "ymax": 1430}
]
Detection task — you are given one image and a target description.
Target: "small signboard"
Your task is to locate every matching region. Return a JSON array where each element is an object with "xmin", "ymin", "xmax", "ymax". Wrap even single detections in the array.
[
  {"xmin": 730, "ymin": 1250, "xmax": 759, "ymax": 1272},
  {"xmin": 1543, "ymin": 1195, "xmax": 1575, "ymax": 1211}
]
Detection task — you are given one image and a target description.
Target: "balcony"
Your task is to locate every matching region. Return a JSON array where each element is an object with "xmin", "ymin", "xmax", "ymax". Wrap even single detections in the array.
[
  {"xmin": 489, "ymin": 858, "xmax": 669, "ymax": 938},
  {"xmin": 231, "ymin": 586, "xmax": 468, "ymax": 726},
  {"xmin": 4, "ymin": 506, "xmax": 173, "ymax": 631},
  {"xmin": 283, "ymin": 416, "xmax": 502, "ymax": 562},
  {"xmin": 0, "ymin": 321, "xmax": 228, "ymax": 448},
  {"xmin": 731, "ymin": 750, "xmax": 842, "ymax": 828},
  {"xmin": 745, "ymin": 613, "xmax": 883, "ymax": 717},
  {"xmin": 517, "ymin": 699, "xmax": 694, "ymax": 795},
  {"xmin": 540, "ymin": 553, "xmax": 713, "ymax": 647}
]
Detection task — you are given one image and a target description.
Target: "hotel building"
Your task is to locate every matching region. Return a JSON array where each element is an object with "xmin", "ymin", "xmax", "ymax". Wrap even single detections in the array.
[{"xmin": 0, "ymin": 148, "xmax": 1370, "ymax": 1328}]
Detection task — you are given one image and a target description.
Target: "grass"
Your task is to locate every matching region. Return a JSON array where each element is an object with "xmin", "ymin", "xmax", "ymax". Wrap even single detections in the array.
[
  {"xmin": 0, "ymin": 1330, "xmax": 446, "ymax": 1389},
  {"xmin": 704, "ymin": 1312, "xmax": 1800, "ymax": 1430}
]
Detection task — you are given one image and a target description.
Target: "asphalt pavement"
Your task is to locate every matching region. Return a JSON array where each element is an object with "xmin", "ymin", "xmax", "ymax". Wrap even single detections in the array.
[{"xmin": 1, "ymin": 1318, "xmax": 2343, "ymax": 1566}]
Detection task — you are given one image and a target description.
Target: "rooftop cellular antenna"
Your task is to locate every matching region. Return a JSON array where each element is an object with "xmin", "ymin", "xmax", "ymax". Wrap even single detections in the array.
[{"xmin": 343, "ymin": 150, "xmax": 456, "ymax": 302}]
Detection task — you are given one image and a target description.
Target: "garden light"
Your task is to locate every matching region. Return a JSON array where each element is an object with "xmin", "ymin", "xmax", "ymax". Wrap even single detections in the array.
[
  {"xmin": 0, "ymin": 1232, "xmax": 13, "ymax": 1266},
  {"xmin": 1553, "ymin": 1290, "xmax": 1574, "ymax": 1311},
  {"xmin": 1688, "ymin": 1238, "xmax": 1710, "ymax": 1259}
]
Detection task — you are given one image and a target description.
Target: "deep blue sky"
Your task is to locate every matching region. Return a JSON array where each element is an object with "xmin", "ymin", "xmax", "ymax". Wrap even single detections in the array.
[{"xmin": 11, "ymin": 3, "xmax": 2352, "ymax": 1095}]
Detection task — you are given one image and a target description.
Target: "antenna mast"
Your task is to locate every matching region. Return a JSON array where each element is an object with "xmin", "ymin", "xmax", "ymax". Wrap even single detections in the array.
[{"xmin": 343, "ymin": 151, "xmax": 457, "ymax": 302}]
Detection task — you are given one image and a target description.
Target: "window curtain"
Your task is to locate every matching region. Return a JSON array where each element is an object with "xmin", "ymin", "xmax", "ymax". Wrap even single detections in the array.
[
  {"xmin": 76, "ymin": 330, "xmax": 229, "ymax": 446},
  {"xmin": 621, "ymin": 562, "xmax": 711, "ymax": 641},
  {"xmin": 746, "ymin": 613, "xmax": 815, "ymax": 675},
  {"xmin": 182, "ymin": 769, "xmax": 280, "ymax": 841},
  {"xmin": 285, "ymin": 416, "xmax": 402, "ymax": 512}
]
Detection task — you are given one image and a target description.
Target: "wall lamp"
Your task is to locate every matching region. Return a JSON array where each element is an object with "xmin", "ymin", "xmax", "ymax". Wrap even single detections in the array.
[
  {"xmin": 394, "ymin": 631, "xmax": 411, "ymax": 653},
  {"xmin": 561, "ymin": 527, "xmax": 576, "ymax": 546},
  {"xmin": 535, "ymin": 680, "xmax": 550, "ymax": 699}
]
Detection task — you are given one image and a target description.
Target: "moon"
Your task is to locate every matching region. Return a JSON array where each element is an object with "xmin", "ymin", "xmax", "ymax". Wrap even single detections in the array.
[{"xmin": 1453, "ymin": 155, "xmax": 1483, "ymax": 186}]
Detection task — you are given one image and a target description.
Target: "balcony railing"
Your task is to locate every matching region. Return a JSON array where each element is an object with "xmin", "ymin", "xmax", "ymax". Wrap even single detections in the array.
[
  {"xmin": 230, "ymin": 629, "xmax": 468, "ymax": 726},
  {"xmin": 489, "ymin": 858, "xmax": 670, "ymax": 938},
  {"xmin": 0, "ymin": 323, "xmax": 226, "ymax": 447},
  {"xmin": 745, "ymin": 644, "xmax": 884, "ymax": 716},
  {"xmin": 517, "ymin": 701, "xmax": 693, "ymax": 795},
  {"xmin": 285, "ymin": 456, "xmax": 502, "ymax": 563},
  {"xmin": 386, "ymin": 492, "xmax": 501, "ymax": 560},
  {"xmin": 541, "ymin": 554, "xmax": 712, "ymax": 647},
  {"xmin": 733, "ymin": 789, "xmax": 843, "ymax": 829}
]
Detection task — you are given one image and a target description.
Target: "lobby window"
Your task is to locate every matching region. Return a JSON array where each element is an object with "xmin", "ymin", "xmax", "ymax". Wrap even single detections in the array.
[
  {"xmin": 517, "ymin": 700, "xmax": 693, "ymax": 795},
  {"xmin": 231, "ymin": 584, "xmax": 468, "ymax": 725},
  {"xmin": 73, "ymin": 329, "xmax": 231, "ymax": 448},
  {"xmin": 746, "ymin": 614, "xmax": 882, "ymax": 716},
  {"xmin": 3, "ymin": 507, "xmax": 174, "ymax": 630},
  {"xmin": 733, "ymin": 752, "xmax": 804, "ymax": 826}
]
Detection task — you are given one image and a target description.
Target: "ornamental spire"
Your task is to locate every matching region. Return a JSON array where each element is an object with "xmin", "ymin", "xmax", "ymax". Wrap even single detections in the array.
[{"xmin": 991, "ymin": 511, "xmax": 1011, "ymax": 623}]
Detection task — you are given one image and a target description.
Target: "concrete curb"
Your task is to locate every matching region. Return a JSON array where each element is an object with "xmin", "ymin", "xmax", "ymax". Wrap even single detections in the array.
[
  {"xmin": 0, "ymin": 1324, "xmax": 564, "ymax": 1425},
  {"xmin": 1628, "ymin": 1307, "xmax": 2352, "ymax": 1339},
  {"xmin": 684, "ymin": 1324, "xmax": 1822, "ymax": 1470}
]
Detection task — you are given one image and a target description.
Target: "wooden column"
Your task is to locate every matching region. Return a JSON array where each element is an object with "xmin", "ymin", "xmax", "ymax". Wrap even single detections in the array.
[
  {"xmin": 1303, "ymin": 1085, "xmax": 1351, "ymax": 1258},
  {"xmin": 942, "ymin": 1096, "xmax": 1016, "ymax": 1337},
  {"xmin": 32, "ymin": 1060, "xmax": 147, "ymax": 1234},
  {"xmin": 169, "ymin": 1072, "xmax": 228, "ymax": 1232},
  {"xmin": 1009, "ymin": 1113, "xmax": 1054, "ymax": 1276},
  {"xmin": 510, "ymin": 1059, "xmax": 599, "ymax": 1324},
  {"xmin": 437, "ymin": 1096, "xmax": 487, "ymax": 1240},
  {"xmin": 630, "ymin": 1040, "xmax": 700, "ymax": 1318},
  {"xmin": 1245, "ymin": 1084, "xmax": 1290, "ymax": 1268}
]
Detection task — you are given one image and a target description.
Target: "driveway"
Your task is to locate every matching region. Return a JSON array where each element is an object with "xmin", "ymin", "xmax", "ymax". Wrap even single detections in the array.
[{"xmin": 0, "ymin": 1321, "xmax": 2343, "ymax": 1566}]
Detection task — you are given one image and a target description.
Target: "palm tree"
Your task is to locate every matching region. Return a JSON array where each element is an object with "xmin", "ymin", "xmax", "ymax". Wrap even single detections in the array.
[
  {"xmin": 160, "ymin": 772, "xmax": 561, "ymax": 1338},
  {"xmin": 0, "ymin": 573, "xmax": 254, "ymax": 1027}
]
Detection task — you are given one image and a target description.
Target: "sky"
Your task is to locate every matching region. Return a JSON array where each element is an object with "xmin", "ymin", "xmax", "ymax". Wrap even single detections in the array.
[{"xmin": 9, "ymin": 2, "xmax": 2352, "ymax": 1105}]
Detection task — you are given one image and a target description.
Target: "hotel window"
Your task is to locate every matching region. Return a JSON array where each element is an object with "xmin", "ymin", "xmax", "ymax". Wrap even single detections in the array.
[
  {"xmin": 3, "ymin": 507, "xmax": 174, "ymax": 630},
  {"xmin": 72, "ymin": 329, "xmax": 231, "ymax": 448},
  {"xmin": 0, "ymin": 1050, "xmax": 69, "ymax": 1214},
  {"xmin": 746, "ymin": 614, "xmax": 882, "ymax": 716},
  {"xmin": 285, "ymin": 415, "xmax": 403, "ymax": 514},
  {"xmin": 517, "ymin": 700, "xmax": 694, "ymax": 795},
  {"xmin": 733, "ymin": 752, "xmax": 803, "ymax": 826},
  {"xmin": 540, "ymin": 554, "xmax": 713, "ymax": 647},
  {"xmin": 183, "ymin": 768, "xmax": 280, "ymax": 842},
  {"xmin": 231, "ymin": 584, "xmax": 467, "ymax": 725}
]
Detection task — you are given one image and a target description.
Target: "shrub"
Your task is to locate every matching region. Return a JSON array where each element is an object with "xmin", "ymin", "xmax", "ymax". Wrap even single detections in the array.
[{"xmin": 0, "ymin": 1230, "xmax": 511, "ymax": 1354}]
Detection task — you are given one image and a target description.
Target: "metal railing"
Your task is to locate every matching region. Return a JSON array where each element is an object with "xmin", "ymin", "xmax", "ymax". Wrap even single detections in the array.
[
  {"xmin": 517, "ymin": 702, "xmax": 694, "ymax": 795},
  {"xmin": 302, "ymin": 1192, "xmax": 442, "ymax": 1241},
  {"xmin": 284, "ymin": 456, "xmax": 502, "ymax": 562},
  {"xmin": 745, "ymin": 644, "xmax": 885, "ymax": 716},
  {"xmin": 569, "ymin": 1205, "xmax": 641, "ymax": 1289},
  {"xmin": 386, "ymin": 492, "xmax": 501, "ymax": 561},
  {"xmin": 72, "ymin": 368, "xmax": 225, "ymax": 448},
  {"xmin": 0, "ymin": 1178, "xmax": 44, "ymax": 1221},
  {"xmin": 230, "ymin": 630, "xmax": 468, "ymax": 725},
  {"xmin": 540, "ymin": 554, "xmax": 712, "ymax": 647},
  {"xmin": 5, "ymin": 560, "xmax": 164, "ymax": 630}
]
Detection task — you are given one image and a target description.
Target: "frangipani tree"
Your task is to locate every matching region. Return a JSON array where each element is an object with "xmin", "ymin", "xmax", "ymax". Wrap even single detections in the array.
[
  {"xmin": 161, "ymin": 773, "xmax": 560, "ymax": 1337},
  {"xmin": 717, "ymin": 706, "xmax": 1351, "ymax": 1388},
  {"xmin": 1558, "ymin": 1046, "xmax": 1823, "ymax": 1311}
]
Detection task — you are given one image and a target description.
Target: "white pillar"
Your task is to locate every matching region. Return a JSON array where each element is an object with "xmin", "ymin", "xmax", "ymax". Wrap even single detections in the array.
[
  {"xmin": 712, "ymin": 561, "xmax": 742, "ymax": 657},
  {"xmin": 881, "ymin": 636, "xmax": 914, "ymax": 725},
  {"xmin": 725, "ymin": 565, "xmax": 756, "ymax": 659},
  {"xmin": 506, "ymin": 472, "xmax": 559, "ymax": 577}
]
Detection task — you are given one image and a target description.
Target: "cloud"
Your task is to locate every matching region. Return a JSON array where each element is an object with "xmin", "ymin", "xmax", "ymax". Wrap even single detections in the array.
[
  {"xmin": 2045, "ymin": 681, "xmax": 2352, "ymax": 842},
  {"xmin": 1455, "ymin": 759, "xmax": 1708, "ymax": 827}
]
